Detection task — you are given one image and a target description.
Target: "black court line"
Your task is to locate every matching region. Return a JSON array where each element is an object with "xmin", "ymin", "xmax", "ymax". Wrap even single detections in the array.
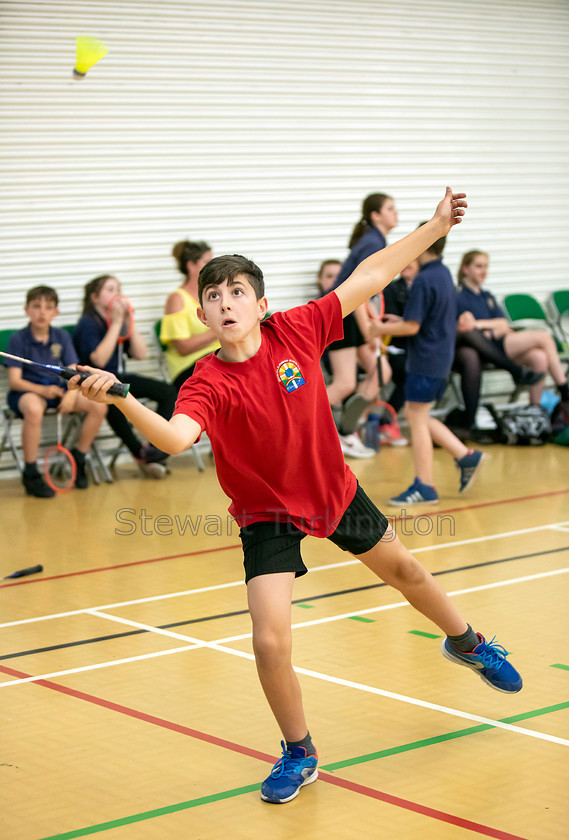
[{"xmin": 2, "ymin": 545, "xmax": 568, "ymax": 663}]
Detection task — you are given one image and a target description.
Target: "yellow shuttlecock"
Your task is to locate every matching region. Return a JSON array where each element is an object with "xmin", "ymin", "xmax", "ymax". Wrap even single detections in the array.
[{"xmin": 73, "ymin": 36, "xmax": 109, "ymax": 78}]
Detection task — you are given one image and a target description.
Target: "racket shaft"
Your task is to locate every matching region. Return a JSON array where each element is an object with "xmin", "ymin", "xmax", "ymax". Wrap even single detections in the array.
[{"xmin": 56, "ymin": 367, "xmax": 129, "ymax": 398}]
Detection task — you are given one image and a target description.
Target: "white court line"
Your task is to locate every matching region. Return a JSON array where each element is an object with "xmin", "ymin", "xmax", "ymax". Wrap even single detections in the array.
[
  {"xmin": 2, "ymin": 606, "xmax": 568, "ymax": 749},
  {"xmin": 1, "ymin": 521, "xmax": 568, "ymax": 630}
]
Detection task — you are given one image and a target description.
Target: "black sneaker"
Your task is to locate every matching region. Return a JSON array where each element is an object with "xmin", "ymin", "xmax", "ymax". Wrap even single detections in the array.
[
  {"xmin": 71, "ymin": 449, "xmax": 88, "ymax": 490},
  {"xmin": 23, "ymin": 471, "xmax": 55, "ymax": 498},
  {"xmin": 513, "ymin": 368, "xmax": 545, "ymax": 387}
]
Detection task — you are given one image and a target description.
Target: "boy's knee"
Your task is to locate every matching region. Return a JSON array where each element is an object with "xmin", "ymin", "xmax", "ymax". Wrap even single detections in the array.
[
  {"xmin": 21, "ymin": 400, "xmax": 45, "ymax": 422},
  {"xmin": 252, "ymin": 629, "xmax": 291, "ymax": 667}
]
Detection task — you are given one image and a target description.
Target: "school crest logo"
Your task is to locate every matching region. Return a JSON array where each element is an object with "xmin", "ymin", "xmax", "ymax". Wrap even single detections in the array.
[
  {"xmin": 50, "ymin": 343, "xmax": 63, "ymax": 361},
  {"xmin": 277, "ymin": 359, "xmax": 305, "ymax": 393}
]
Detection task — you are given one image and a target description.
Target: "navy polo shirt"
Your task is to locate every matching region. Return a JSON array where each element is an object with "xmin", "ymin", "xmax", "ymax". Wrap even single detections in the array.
[
  {"xmin": 73, "ymin": 311, "xmax": 130, "ymax": 377},
  {"xmin": 332, "ymin": 226, "xmax": 387, "ymax": 289},
  {"xmin": 4, "ymin": 325, "xmax": 77, "ymax": 386},
  {"xmin": 403, "ymin": 259, "xmax": 457, "ymax": 379},
  {"xmin": 456, "ymin": 285, "xmax": 505, "ymax": 320}
]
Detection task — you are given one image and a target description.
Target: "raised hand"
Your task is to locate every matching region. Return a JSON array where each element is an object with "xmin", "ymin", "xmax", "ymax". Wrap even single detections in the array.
[{"xmin": 433, "ymin": 186, "xmax": 467, "ymax": 234}]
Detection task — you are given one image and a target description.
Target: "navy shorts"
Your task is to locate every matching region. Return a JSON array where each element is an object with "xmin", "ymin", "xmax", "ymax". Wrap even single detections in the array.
[
  {"xmin": 240, "ymin": 483, "xmax": 389, "ymax": 583},
  {"xmin": 404, "ymin": 373, "xmax": 447, "ymax": 404},
  {"xmin": 7, "ymin": 390, "xmax": 61, "ymax": 418}
]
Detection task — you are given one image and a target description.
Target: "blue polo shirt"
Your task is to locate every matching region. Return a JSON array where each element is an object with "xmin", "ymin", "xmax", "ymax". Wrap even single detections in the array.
[
  {"xmin": 73, "ymin": 311, "xmax": 130, "ymax": 377},
  {"xmin": 403, "ymin": 259, "xmax": 457, "ymax": 378},
  {"xmin": 456, "ymin": 285, "xmax": 505, "ymax": 320},
  {"xmin": 333, "ymin": 226, "xmax": 387, "ymax": 289},
  {"xmin": 4, "ymin": 325, "xmax": 77, "ymax": 386}
]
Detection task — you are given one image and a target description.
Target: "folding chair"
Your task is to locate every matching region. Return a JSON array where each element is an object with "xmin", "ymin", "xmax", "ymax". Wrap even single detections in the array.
[
  {"xmin": 546, "ymin": 290, "xmax": 569, "ymax": 353},
  {"xmin": 152, "ymin": 319, "xmax": 171, "ymax": 382},
  {"xmin": 503, "ymin": 292, "xmax": 569, "ymax": 365}
]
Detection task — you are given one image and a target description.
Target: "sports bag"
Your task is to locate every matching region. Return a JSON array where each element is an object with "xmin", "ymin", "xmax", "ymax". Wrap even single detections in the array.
[{"xmin": 483, "ymin": 403, "xmax": 551, "ymax": 446}]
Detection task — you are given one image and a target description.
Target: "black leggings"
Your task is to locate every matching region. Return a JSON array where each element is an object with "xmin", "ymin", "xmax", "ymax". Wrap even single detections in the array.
[
  {"xmin": 106, "ymin": 373, "xmax": 177, "ymax": 457},
  {"xmin": 453, "ymin": 330, "xmax": 522, "ymax": 427}
]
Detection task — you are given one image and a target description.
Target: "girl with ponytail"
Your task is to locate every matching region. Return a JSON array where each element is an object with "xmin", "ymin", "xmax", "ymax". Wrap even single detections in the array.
[{"xmin": 326, "ymin": 193, "xmax": 399, "ymax": 458}]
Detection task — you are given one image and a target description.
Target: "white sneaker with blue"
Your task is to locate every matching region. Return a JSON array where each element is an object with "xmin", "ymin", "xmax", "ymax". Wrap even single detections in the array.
[
  {"xmin": 261, "ymin": 741, "xmax": 318, "ymax": 803},
  {"xmin": 389, "ymin": 477, "xmax": 438, "ymax": 506},
  {"xmin": 441, "ymin": 633, "xmax": 523, "ymax": 693}
]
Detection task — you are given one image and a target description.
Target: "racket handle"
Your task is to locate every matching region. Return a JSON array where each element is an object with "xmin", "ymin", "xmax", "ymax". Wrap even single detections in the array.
[
  {"xmin": 5, "ymin": 564, "xmax": 44, "ymax": 579},
  {"xmin": 59, "ymin": 367, "xmax": 130, "ymax": 399}
]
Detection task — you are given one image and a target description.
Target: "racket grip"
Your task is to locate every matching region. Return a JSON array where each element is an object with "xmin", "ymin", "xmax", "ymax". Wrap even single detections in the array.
[
  {"xmin": 60, "ymin": 368, "xmax": 130, "ymax": 399},
  {"xmin": 6, "ymin": 564, "xmax": 44, "ymax": 578}
]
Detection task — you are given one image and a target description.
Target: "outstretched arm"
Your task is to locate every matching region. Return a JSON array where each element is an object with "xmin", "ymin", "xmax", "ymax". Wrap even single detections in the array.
[
  {"xmin": 335, "ymin": 187, "xmax": 466, "ymax": 317},
  {"xmin": 68, "ymin": 366, "xmax": 200, "ymax": 455}
]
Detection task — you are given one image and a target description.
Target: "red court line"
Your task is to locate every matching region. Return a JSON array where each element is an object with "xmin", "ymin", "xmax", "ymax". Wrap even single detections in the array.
[
  {"xmin": 0, "ymin": 662, "xmax": 529, "ymax": 839},
  {"xmin": 2, "ymin": 486, "xmax": 567, "ymax": 589}
]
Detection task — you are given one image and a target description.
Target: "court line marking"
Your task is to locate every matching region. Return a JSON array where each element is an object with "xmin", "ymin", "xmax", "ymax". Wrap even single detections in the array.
[
  {"xmin": 2, "ymin": 565, "xmax": 568, "ymax": 690},
  {"xmin": 3, "ymin": 489, "xmax": 567, "ymax": 590},
  {"xmin": 0, "ymin": 661, "xmax": 532, "ymax": 840},
  {"xmin": 3, "ymin": 544, "xmax": 568, "ymax": 663},
  {"xmin": 1, "ymin": 520, "xmax": 568, "ymax": 630},
  {"xmin": 3, "ymin": 595, "xmax": 569, "ymax": 749}
]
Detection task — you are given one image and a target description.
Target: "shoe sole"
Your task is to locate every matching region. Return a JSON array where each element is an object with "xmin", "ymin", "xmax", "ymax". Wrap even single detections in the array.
[
  {"xmin": 440, "ymin": 639, "xmax": 521, "ymax": 694},
  {"xmin": 260, "ymin": 769, "xmax": 318, "ymax": 803},
  {"xmin": 458, "ymin": 452, "xmax": 488, "ymax": 494},
  {"xmin": 341, "ymin": 449, "xmax": 375, "ymax": 459},
  {"xmin": 340, "ymin": 395, "xmax": 370, "ymax": 435}
]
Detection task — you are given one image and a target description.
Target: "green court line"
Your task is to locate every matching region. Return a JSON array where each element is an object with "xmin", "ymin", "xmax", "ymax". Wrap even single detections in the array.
[
  {"xmin": 408, "ymin": 630, "xmax": 442, "ymax": 639},
  {"xmin": 295, "ymin": 603, "xmax": 315, "ymax": 609},
  {"xmin": 348, "ymin": 616, "xmax": 375, "ymax": 623},
  {"xmin": 321, "ymin": 700, "xmax": 569, "ymax": 771},
  {"xmin": 551, "ymin": 663, "xmax": 569, "ymax": 671},
  {"xmin": 38, "ymin": 784, "xmax": 260, "ymax": 840},
  {"xmin": 37, "ymin": 700, "xmax": 569, "ymax": 839}
]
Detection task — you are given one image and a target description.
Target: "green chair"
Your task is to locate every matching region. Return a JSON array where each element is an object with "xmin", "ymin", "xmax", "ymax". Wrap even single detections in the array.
[{"xmin": 503, "ymin": 293, "xmax": 569, "ymax": 360}]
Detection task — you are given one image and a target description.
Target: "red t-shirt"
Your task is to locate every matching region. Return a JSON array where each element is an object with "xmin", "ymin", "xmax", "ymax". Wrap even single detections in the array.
[{"xmin": 173, "ymin": 291, "xmax": 357, "ymax": 537}]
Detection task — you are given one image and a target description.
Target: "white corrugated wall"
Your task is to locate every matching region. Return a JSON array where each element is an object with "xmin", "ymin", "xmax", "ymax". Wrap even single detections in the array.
[{"xmin": 1, "ymin": 0, "xmax": 568, "ymax": 372}]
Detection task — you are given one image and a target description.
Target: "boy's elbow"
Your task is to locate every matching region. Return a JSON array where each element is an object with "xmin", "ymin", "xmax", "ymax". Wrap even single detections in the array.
[{"xmin": 407, "ymin": 321, "xmax": 420, "ymax": 335}]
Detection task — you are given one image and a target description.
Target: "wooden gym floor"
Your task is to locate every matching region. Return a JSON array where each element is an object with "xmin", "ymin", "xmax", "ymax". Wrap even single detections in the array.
[{"xmin": 1, "ymin": 441, "xmax": 568, "ymax": 840}]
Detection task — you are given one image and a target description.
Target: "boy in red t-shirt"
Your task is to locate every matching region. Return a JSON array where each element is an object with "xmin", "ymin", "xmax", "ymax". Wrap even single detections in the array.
[{"xmin": 71, "ymin": 189, "xmax": 522, "ymax": 804}]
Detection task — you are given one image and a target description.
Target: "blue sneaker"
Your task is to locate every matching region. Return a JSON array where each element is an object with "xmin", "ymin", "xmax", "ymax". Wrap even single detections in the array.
[
  {"xmin": 389, "ymin": 477, "xmax": 438, "ymax": 506},
  {"xmin": 456, "ymin": 449, "xmax": 486, "ymax": 494},
  {"xmin": 260, "ymin": 741, "xmax": 318, "ymax": 803},
  {"xmin": 441, "ymin": 634, "xmax": 523, "ymax": 693}
]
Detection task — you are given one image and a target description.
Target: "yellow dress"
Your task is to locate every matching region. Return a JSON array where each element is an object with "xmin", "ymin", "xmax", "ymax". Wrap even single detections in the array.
[{"xmin": 160, "ymin": 287, "xmax": 220, "ymax": 382}]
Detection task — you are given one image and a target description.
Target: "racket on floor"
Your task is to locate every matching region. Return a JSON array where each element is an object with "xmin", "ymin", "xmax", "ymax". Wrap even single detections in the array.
[
  {"xmin": 0, "ymin": 351, "xmax": 130, "ymax": 398},
  {"xmin": 44, "ymin": 413, "xmax": 76, "ymax": 493},
  {"xmin": 2, "ymin": 564, "xmax": 43, "ymax": 579},
  {"xmin": 106, "ymin": 294, "xmax": 134, "ymax": 374}
]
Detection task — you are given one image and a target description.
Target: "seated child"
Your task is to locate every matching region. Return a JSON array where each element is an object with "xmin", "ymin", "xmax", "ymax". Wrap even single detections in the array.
[
  {"xmin": 4, "ymin": 285, "xmax": 107, "ymax": 497},
  {"xmin": 70, "ymin": 189, "xmax": 522, "ymax": 805},
  {"xmin": 73, "ymin": 275, "xmax": 177, "ymax": 478}
]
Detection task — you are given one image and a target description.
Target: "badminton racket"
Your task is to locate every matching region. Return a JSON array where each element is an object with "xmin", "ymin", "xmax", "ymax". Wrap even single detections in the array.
[
  {"xmin": 106, "ymin": 294, "xmax": 134, "ymax": 374},
  {"xmin": 2, "ymin": 564, "xmax": 43, "ymax": 579},
  {"xmin": 44, "ymin": 413, "xmax": 76, "ymax": 494},
  {"xmin": 0, "ymin": 351, "xmax": 129, "ymax": 398}
]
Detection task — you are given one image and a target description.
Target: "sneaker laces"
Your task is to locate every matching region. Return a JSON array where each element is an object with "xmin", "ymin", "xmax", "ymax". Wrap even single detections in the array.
[
  {"xmin": 270, "ymin": 742, "xmax": 306, "ymax": 778},
  {"xmin": 477, "ymin": 636, "xmax": 510, "ymax": 672}
]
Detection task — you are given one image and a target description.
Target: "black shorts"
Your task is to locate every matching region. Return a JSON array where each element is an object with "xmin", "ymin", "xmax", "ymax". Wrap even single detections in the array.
[
  {"xmin": 327, "ymin": 312, "xmax": 365, "ymax": 352},
  {"xmin": 240, "ymin": 483, "xmax": 389, "ymax": 583}
]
